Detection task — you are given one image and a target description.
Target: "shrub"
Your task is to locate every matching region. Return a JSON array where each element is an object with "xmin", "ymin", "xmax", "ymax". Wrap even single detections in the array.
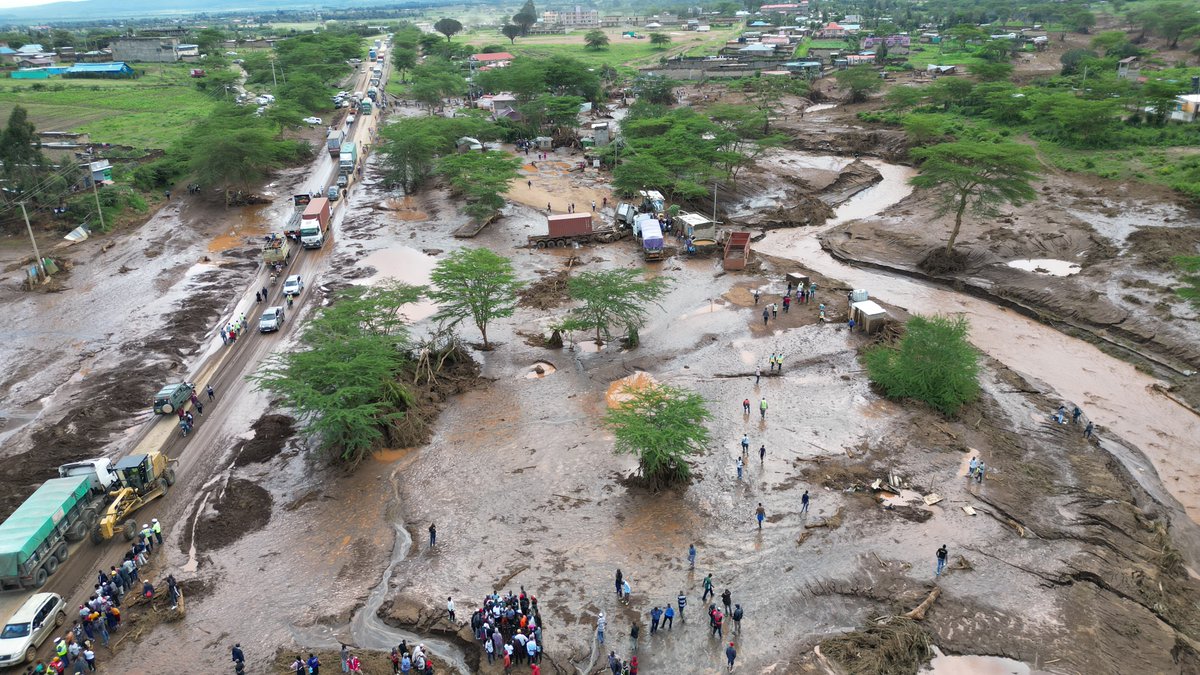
[{"xmin": 863, "ymin": 314, "xmax": 980, "ymax": 416}]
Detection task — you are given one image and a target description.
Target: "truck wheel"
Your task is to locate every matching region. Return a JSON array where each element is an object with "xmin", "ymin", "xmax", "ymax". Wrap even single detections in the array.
[
  {"xmin": 536, "ymin": 241, "xmax": 547, "ymax": 249},
  {"xmin": 159, "ymin": 477, "xmax": 170, "ymax": 494},
  {"xmin": 122, "ymin": 519, "xmax": 138, "ymax": 541},
  {"xmin": 32, "ymin": 567, "xmax": 47, "ymax": 587},
  {"xmin": 65, "ymin": 520, "xmax": 86, "ymax": 543},
  {"xmin": 90, "ymin": 526, "xmax": 104, "ymax": 545},
  {"xmin": 164, "ymin": 468, "xmax": 177, "ymax": 486},
  {"xmin": 42, "ymin": 556, "xmax": 57, "ymax": 576},
  {"xmin": 54, "ymin": 546, "xmax": 68, "ymax": 564}
]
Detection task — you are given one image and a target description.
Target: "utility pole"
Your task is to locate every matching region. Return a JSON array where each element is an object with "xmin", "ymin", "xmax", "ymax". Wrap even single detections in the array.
[
  {"xmin": 91, "ymin": 175, "xmax": 105, "ymax": 231},
  {"xmin": 20, "ymin": 203, "xmax": 45, "ymax": 280},
  {"xmin": 712, "ymin": 181, "xmax": 718, "ymax": 224},
  {"xmin": 270, "ymin": 59, "xmax": 277, "ymax": 88}
]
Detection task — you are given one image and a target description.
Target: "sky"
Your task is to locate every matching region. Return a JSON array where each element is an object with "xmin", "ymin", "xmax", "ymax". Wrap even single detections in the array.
[{"xmin": 0, "ymin": 0, "xmax": 81, "ymax": 8}]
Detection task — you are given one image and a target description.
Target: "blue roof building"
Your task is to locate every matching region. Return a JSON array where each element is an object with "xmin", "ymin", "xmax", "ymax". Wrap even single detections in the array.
[{"xmin": 65, "ymin": 62, "xmax": 135, "ymax": 78}]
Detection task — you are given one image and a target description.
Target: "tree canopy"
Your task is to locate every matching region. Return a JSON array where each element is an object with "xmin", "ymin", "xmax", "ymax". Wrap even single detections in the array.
[
  {"xmin": 563, "ymin": 269, "xmax": 669, "ymax": 344},
  {"xmin": 864, "ymin": 315, "xmax": 980, "ymax": 417},
  {"xmin": 604, "ymin": 382, "xmax": 713, "ymax": 489},
  {"xmin": 909, "ymin": 140, "xmax": 1039, "ymax": 254},
  {"xmin": 584, "ymin": 30, "xmax": 610, "ymax": 50},
  {"xmin": 427, "ymin": 248, "xmax": 524, "ymax": 349},
  {"xmin": 434, "ymin": 18, "xmax": 464, "ymax": 42},
  {"xmin": 835, "ymin": 66, "xmax": 883, "ymax": 103}
]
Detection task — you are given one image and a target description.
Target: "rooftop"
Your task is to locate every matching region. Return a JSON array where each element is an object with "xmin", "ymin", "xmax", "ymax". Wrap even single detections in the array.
[
  {"xmin": 66, "ymin": 62, "xmax": 132, "ymax": 72},
  {"xmin": 472, "ymin": 52, "xmax": 515, "ymax": 62}
]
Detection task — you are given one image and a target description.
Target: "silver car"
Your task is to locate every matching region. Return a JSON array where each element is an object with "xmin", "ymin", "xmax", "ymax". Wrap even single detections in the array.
[
  {"xmin": 0, "ymin": 593, "xmax": 66, "ymax": 666},
  {"xmin": 259, "ymin": 306, "xmax": 285, "ymax": 332}
]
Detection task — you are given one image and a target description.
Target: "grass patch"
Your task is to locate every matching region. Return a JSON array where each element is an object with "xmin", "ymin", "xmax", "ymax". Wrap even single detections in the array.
[
  {"xmin": 465, "ymin": 27, "xmax": 735, "ymax": 72},
  {"xmin": 905, "ymin": 46, "xmax": 983, "ymax": 68},
  {"xmin": 0, "ymin": 63, "xmax": 221, "ymax": 148}
]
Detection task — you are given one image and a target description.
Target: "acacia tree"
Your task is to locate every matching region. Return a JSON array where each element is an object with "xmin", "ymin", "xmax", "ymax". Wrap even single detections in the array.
[
  {"xmin": 434, "ymin": 18, "xmax": 463, "ymax": 42},
  {"xmin": 501, "ymin": 24, "xmax": 523, "ymax": 44},
  {"xmin": 584, "ymin": 30, "xmax": 610, "ymax": 50},
  {"xmin": 253, "ymin": 282, "xmax": 424, "ymax": 466},
  {"xmin": 563, "ymin": 269, "xmax": 669, "ymax": 344},
  {"xmin": 650, "ymin": 32, "xmax": 672, "ymax": 47},
  {"xmin": 428, "ymin": 248, "xmax": 523, "ymax": 349},
  {"xmin": 834, "ymin": 66, "xmax": 882, "ymax": 103},
  {"xmin": 604, "ymin": 382, "xmax": 712, "ymax": 489},
  {"xmin": 909, "ymin": 140, "xmax": 1038, "ymax": 254}
]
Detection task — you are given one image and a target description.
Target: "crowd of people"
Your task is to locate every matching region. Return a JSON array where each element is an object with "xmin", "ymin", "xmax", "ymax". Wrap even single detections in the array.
[
  {"xmin": 468, "ymin": 587, "xmax": 546, "ymax": 672},
  {"xmin": 21, "ymin": 522, "xmax": 174, "ymax": 674}
]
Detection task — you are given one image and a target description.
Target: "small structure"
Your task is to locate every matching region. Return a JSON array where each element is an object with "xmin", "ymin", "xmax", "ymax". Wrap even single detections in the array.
[
  {"xmin": 470, "ymin": 52, "xmax": 516, "ymax": 68},
  {"xmin": 81, "ymin": 159, "xmax": 113, "ymax": 187},
  {"xmin": 591, "ymin": 122, "xmax": 610, "ymax": 146},
  {"xmin": 1117, "ymin": 56, "xmax": 1140, "ymax": 81},
  {"xmin": 16, "ymin": 57, "xmax": 54, "ymax": 69},
  {"xmin": 723, "ymin": 231, "xmax": 752, "ymax": 270},
  {"xmin": 534, "ymin": 136, "xmax": 553, "ymax": 150},
  {"xmin": 110, "ymin": 37, "xmax": 181, "ymax": 63},
  {"xmin": 785, "ymin": 61, "xmax": 823, "ymax": 77},
  {"xmin": 1170, "ymin": 94, "xmax": 1200, "ymax": 123},
  {"xmin": 785, "ymin": 272, "xmax": 810, "ymax": 288},
  {"xmin": 738, "ymin": 43, "xmax": 777, "ymax": 56},
  {"xmin": 175, "ymin": 43, "xmax": 199, "ymax": 58},
  {"xmin": 456, "ymin": 136, "xmax": 483, "ymax": 152},
  {"xmin": 11, "ymin": 68, "xmax": 54, "ymax": 79},
  {"xmin": 850, "ymin": 300, "xmax": 888, "ymax": 334},
  {"xmin": 926, "ymin": 64, "xmax": 957, "ymax": 75},
  {"xmin": 65, "ymin": 62, "xmax": 135, "ymax": 78}
]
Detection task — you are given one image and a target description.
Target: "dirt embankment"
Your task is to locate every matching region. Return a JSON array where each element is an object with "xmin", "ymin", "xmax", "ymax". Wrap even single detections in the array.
[
  {"xmin": 793, "ymin": 361, "xmax": 1200, "ymax": 674},
  {"xmin": 232, "ymin": 414, "xmax": 296, "ymax": 466}
]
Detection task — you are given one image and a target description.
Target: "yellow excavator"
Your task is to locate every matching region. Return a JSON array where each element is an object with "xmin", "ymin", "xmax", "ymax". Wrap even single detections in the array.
[{"xmin": 90, "ymin": 451, "xmax": 177, "ymax": 544}]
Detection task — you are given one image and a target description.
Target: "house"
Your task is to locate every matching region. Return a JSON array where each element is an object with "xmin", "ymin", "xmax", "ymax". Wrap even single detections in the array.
[
  {"xmin": 760, "ymin": 36, "xmax": 792, "ymax": 46},
  {"xmin": 748, "ymin": 20, "xmax": 772, "ymax": 27},
  {"xmin": 760, "ymin": 2, "xmax": 804, "ymax": 10},
  {"xmin": 591, "ymin": 122, "xmax": 610, "ymax": 146},
  {"xmin": 1117, "ymin": 56, "xmax": 1140, "ymax": 81},
  {"xmin": 541, "ymin": 7, "xmax": 600, "ymax": 27},
  {"xmin": 16, "ymin": 44, "xmax": 45, "ymax": 55},
  {"xmin": 738, "ymin": 43, "xmax": 778, "ymax": 55},
  {"xmin": 175, "ymin": 43, "xmax": 200, "ymax": 58},
  {"xmin": 785, "ymin": 60, "xmax": 823, "ymax": 77},
  {"xmin": 846, "ymin": 54, "xmax": 874, "ymax": 66},
  {"xmin": 818, "ymin": 22, "xmax": 846, "ymax": 38},
  {"xmin": 110, "ymin": 37, "xmax": 180, "ymax": 62},
  {"xmin": 1170, "ymin": 94, "xmax": 1200, "ymax": 123},
  {"xmin": 65, "ymin": 62, "xmax": 135, "ymax": 78},
  {"xmin": 926, "ymin": 64, "xmax": 957, "ymax": 75},
  {"xmin": 919, "ymin": 32, "xmax": 941, "ymax": 44},
  {"xmin": 82, "ymin": 159, "xmax": 112, "ymax": 187},
  {"xmin": 471, "ymin": 52, "xmax": 516, "ymax": 68},
  {"xmin": 75, "ymin": 50, "xmax": 113, "ymax": 63},
  {"xmin": 862, "ymin": 35, "xmax": 910, "ymax": 48},
  {"xmin": 16, "ymin": 57, "xmax": 54, "ymax": 68}
]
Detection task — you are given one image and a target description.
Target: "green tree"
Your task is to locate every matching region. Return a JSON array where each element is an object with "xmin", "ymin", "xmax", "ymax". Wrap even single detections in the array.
[
  {"xmin": 501, "ymin": 24, "xmax": 523, "ymax": 44},
  {"xmin": 1091, "ymin": 30, "xmax": 1132, "ymax": 56},
  {"xmin": 563, "ymin": 269, "xmax": 669, "ymax": 344},
  {"xmin": 863, "ymin": 315, "xmax": 980, "ymax": 416},
  {"xmin": 632, "ymin": 74, "xmax": 675, "ymax": 104},
  {"xmin": 1145, "ymin": 2, "xmax": 1200, "ymax": 48},
  {"xmin": 513, "ymin": 0, "xmax": 538, "ymax": 35},
  {"xmin": 436, "ymin": 151, "xmax": 521, "ymax": 222},
  {"xmin": 612, "ymin": 154, "xmax": 672, "ymax": 195},
  {"xmin": 428, "ymin": 248, "xmax": 523, "ymax": 348},
  {"xmin": 971, "ymin": 60, "xmax": 1013, "ymax": 82},
  {"xmin": 902, "ymin": 114, "xmax": 949, "ymax": 145},
  {"xmin": 1059, "ymin": 48, "xmax": 1096, "ymax": 76},
  {"xmin": 255, "ymin": 282, "xmax": 424, "ymax": 465},
  {"xmin": 604, "ymin": 382, "xmax": 712, "ymax": 489},
  {"xmin": 264, "ymin": 103, "xmax": 306, "ymax": 138},
  {"xmin": 1065, "ymin": 8, "xmax": 1096, "ymax": 33},
  {"xmin": 909, "ymin": 140, "xmax": 1039, "ymax": 254},
  {"xmin": 1174, "ymin": 256, "xmax": 1200, "ymax": 309},
  {"xmin": 743, "ymin": 76, "xmax": 808, "ymax": 133},
  {"xmin": 834, "ymin": 65, "xmax": 883, "ymax": 103},
  {"xmin": 885, "ymin": 85, "xmax": 928, "ymax": 111},
  {"xmin": 276, "ymin": 73, "xmax": 330, "ymax": 112},
  {"xmin": 650, "ymin": 32, "xmax": 672, "ymax": 47},
  {"xmin": 194, "ymin": 27, "xmax": 226, "ymax": 53},
  {"xmin": 584, "ymin": 29, "xmax": 610, "ymax": 50},
  {"xmin": 391, "ymin": 47, "xmax": 417, "ymax": 82},
  {"xmin": 434, "ymin": 18, "xmax": 464, "ymax": 42}
]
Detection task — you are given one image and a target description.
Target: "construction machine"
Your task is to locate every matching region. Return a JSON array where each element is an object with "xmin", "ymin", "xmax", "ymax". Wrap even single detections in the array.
[{"xmin": 90, "ymin": 451, "xmax": 177, "ymax": 544}]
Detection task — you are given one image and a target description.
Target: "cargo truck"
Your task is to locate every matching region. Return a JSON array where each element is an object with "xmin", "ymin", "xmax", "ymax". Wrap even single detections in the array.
[
  {"xmin": 0, "ymin": 474, "xmax": 107, "ymax": 590},
  {"xmin": 635, "ymin": 216, "xmax": 665, "ymax": 261},
  {"xmin": 527, "ymin": 213, "xmax": 623, "ymax": 248},
  {"xmin": 369, "ymin": 49, "xmax": 377, "ymax": 61},
  {"xmin": 261, "ymin": 234, "xmax": 291, "ymax": 265},
  {"xmin": 299, "ymin": 197, "xmax": 331, "ymax": 249},
  {"xmin": 360, "ymin": 100, "xmax": 372, "ymax": 116},
  {"xmin": 325, "ymin": 128, "xmax": 345, "ymax": 158},
  {"xmin": 339, "ymin": 142, "xmax": 357, "ymax": 174},
  {"xmin": 284, "ymin": 194, "xmax": 311, "ymax": 239}
]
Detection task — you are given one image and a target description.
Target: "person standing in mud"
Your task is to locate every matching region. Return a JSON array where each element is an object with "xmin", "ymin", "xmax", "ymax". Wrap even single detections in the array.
[
  {"xmin": 741, "ymin": 434, "xmax": 750, "ymax": 454},
  {"xmin": 677, "ymin": 590, "xmax": 687, "ymax": 621},
  {"xmin": 428, "ymin": 523, "xmax": 436, "ymax": 549},
  {"xmin": 1085, "ymin": 421, "xmax": 1094, "ymax": 439},
  {"xmin": 935, "ymin": 545, "xmax": 948, "ymax": 577},
  {"xmin": 231, "ymin": 644, "xmax": 245, "ymax": 668},
  {"xmin": 446, "ymin": 597, "xmax": 456, "ymax": 623},
  {"xmin": 650, "ymin": 606, "xmax": 662, "ymax": 634},
  {"xmin": 801, "ymin": 490, "xmax": 810, "ymax": 515},
  {"xmin": 207, "ymin": 384, "xmax": 216, "ymax": 401},
  {"xmin": 762, "ymin": 308, "xmax": 769, "ymax": 326},
  {"xmin": 597, "ymin": 611, "xmax": 606, "ymax": 644},
  {"xmin": 726, "ymin": 641, "xmax": 737, "ymax": 671},
  {"xmin": 736, "ymin": 457, "xmax": 744, "ymax": 480},
  {"xmin": 732, "ymin": 604, "xmax": 744, "ymax": 633},
  {"xmin": 755, "ymin": 503, "xmax": 765, "ymax": 529},
  {"xmin": 721, "ymin": 589, "xmax": 733, "ymax": 616},
  {"xmin": 702, "ymin": 574, "xmax": 714, "ymax": 602},
  {"xmin": 629, "ymin": 622, "xmax": 639, "ymax": 652},
  {"xmin": 663, "ymin": 603, "xmax": 675, "ymax": 630},
  {"xmin": 759, "ymin": 444, "xmax": 766, "ymax": 463},
  {"xmin": 688, "ymin": 544, "xmax": 696, "ymax": 570},
  {"xmin": 615, "ymin": 569, "xmax": 623, "ymax": 597},
  {"xmin": 743, "ymin": 398, "xmax": 750, "ymax": 415},
  {"xmin": 759, "ymin": 398, "xmax": 768, "ymax": 420}
]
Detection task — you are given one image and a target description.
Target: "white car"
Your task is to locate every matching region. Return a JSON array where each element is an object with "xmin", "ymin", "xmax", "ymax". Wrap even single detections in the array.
[
  {"xmin": 346, "ymin": 115, "xmax": 356, "ymax": 126},
  {"xmin": 282, "ymin": 275, "xmax": 303, "ymax": 297},
  {"xmin": 0, "ymin": 593, "xmax": 66, "ymax": 666},
  {"xmin": 303, "ymin": 117, "xmax": 323, "ymax": 125},
  {"xmin": 259, "ymin": 306, "xmax": 285, "ymax": 332},
  {"xmin": 225, "ymin": 51, "xmax": 239, "ymax": 56},
  {"xmin": 262, "ymin": 94, "xmax": 275, "ymax": 103}
]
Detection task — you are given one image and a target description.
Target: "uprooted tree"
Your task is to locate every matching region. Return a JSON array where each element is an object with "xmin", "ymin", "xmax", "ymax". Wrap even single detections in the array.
[
  {"xmin": 863, "ymin": 314, "xmax": 980, "ymax": 417},
  {"xmin": 253, "ymin": 282, "xmax": 474, "ymax": 466},
  {"xmin": 604, "ymin": 382, "xmax": 712, "ymax": 489}
]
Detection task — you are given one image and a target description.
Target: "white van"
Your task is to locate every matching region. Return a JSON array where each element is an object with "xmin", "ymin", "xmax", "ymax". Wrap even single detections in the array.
[{"xmin": 0, "ymin": 593, "xmax": 66, "ymax": 666}]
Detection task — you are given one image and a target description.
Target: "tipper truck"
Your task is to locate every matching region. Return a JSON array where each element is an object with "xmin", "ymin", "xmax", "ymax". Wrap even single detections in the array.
[
  {"xmin": 527, "ymin": 213, "xmax": 623, "ymax": 248},
  {"xmin": 261, "ymin": 234, "xmax": 291, "ymax": 265},
  {"xmin": 285, "ymin": 194, "xmax": 311, "ymax": 239},
  {"xmin": 300, "ymin": 197, "xmax": 331, "ymax": 249},
  {"xmin": 339, "ymin": 142, "xmax": 357, "ymax": 174},
  {"xmin": 325, "ymin": 128, "xmax": 345, "ymax": 158},
  {"xmin": 0, "ymin": 473, "xmax": 108, "ymax": 590}
]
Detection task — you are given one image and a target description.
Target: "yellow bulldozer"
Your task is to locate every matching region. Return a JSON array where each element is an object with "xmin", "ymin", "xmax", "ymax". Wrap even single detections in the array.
[{"xmin": 91, "ymin": 451, "xmax": 177, "ymax": 544}]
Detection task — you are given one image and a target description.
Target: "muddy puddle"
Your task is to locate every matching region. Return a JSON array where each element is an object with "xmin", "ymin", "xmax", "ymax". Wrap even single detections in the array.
[
  {"xmin": 525, "ymin": 361, "xmax": 557, "ymax": 379},
  {"xmin": 354, "ymin": 247, "xmax": 439, "ymax": 321},
  {"xmin": 1005, "ymin": 258, "xmax": 1082, "ymax": 276},
  {"xmin": 921, "ymin": 648, "xmax": 1036, "ymax": 675},
  {"xmin": 207, "ymin": 203, "xmax": 270, "ymax": 253}
]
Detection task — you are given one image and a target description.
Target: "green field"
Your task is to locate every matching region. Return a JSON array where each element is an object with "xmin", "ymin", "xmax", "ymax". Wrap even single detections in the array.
[
  {"xmin": 904, "ymin": 45, "xmax": 984, "ymax": 68},
  {"xmin": 0, "ymin": 63, "xmax": 220, "ymax": 149},
  {"xmin": 466, "ymin": 27, "xmax": 736, "ymax": 71}
]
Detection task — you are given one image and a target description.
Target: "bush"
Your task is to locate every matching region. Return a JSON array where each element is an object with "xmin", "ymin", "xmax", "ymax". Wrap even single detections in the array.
[{"xmin": 863, "ymin": 314, "xmax": 980, "ymax": 416}]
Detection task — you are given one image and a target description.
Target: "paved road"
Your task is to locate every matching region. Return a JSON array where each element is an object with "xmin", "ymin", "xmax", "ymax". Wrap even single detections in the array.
[{"xmin": 0, "ymin": 43, "xmax": 393, "ymax": 663}]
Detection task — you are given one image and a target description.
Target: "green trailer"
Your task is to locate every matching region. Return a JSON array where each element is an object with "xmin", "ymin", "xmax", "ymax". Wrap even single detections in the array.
[{"xmin": 0, "ymin": 476, "xmax": 100, "ymax": 590}]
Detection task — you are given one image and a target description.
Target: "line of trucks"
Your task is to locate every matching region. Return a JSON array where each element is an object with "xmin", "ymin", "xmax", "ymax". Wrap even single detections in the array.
[{"xmin": 0, "ymin": 451, "xmax": 175, "ymax": 591}]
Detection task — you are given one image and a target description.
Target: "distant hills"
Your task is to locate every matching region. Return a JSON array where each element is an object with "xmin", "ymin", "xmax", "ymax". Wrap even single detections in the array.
[{"xmin": 0, "ymin": 0, "xmax": 422, "ymax": 23}]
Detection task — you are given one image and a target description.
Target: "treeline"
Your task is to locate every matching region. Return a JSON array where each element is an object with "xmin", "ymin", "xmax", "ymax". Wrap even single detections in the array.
[{"xmin": 134, "ymin": 28, "xmax": 366, "ymax": 202}]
